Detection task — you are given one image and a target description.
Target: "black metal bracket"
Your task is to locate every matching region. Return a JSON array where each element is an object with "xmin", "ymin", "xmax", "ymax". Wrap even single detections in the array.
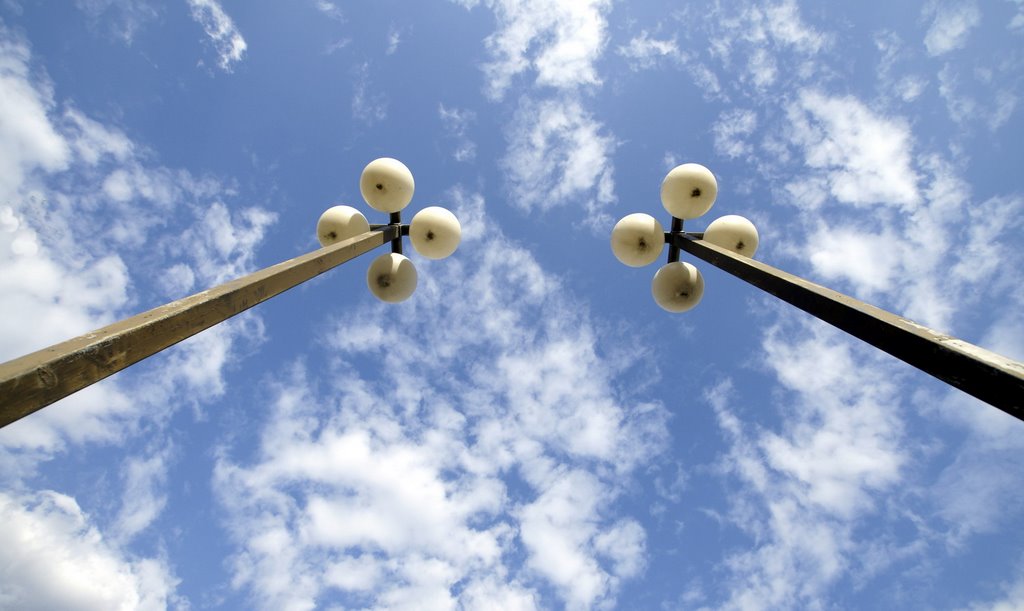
[
  {"xmin": 665, "ymin": 217, "xmax": 683, "ymax": 263},
  {"xmin": 370, "ymin": 213, "xmax": 410, "ymax": 255}
]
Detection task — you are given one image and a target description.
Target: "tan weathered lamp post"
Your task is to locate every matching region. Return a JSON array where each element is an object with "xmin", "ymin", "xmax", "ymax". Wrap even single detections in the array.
[{"xmin": 0, "ymin": 158, "xmax": 461, "ymax": 428}]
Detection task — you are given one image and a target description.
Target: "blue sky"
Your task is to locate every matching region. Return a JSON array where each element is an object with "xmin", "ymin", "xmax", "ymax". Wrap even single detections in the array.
[{"xmin": 1, "ymin": 0, "xmax": 1023, "ymax": 609}]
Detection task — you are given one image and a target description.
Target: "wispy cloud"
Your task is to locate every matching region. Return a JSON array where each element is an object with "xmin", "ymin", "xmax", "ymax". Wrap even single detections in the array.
[
  {"xmin": 712, "ymin": 109, "xmax": 758, "ymax": 159},
  {"xmin": 73, "ymin": 0, "xmax": 161, "ymax": 44},
  {"xmin": 313, "ymin": 0, "xmax": 344, "ymax": 22},
  {"xmin": 702, "ymin": 0, "xmax": 830, "ymax": 93},
  {"xmin": 439, "ymin": 104, "xmax": 477, "ymax": 162},
  {"xmin": 938, "ymin": 64, "xmax": 1018, "ymax": 131},
  {"xmin": 386, "ymin": 24, "xmax": 403, "ymax": 55},
  {"xmin": 502, "ymin": 95, "xmax": 616, "ymax": 225},
  {"xmin": 186, "ymin": 0, "xmax": 247, "ymax": 72},
  {"xmin": 351, "ymin": 62, "xmax": 388, "ymax": 125},
  {"xmin": 617, "ymin": 31, "xmax": 681, "ymax": 70},
  {"xmin": 923, "ymin": 1, "xmax": 981, "ymax": 56}
]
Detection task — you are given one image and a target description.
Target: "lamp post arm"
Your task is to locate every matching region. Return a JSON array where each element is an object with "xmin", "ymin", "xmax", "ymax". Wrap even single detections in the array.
[
  {"xmin": 672, "ymin": 233, "xmax": 1024, "ymax": 421},
  {"xmin": 0, "ymin": 226, "xmax": 399, "ymax": 429}
]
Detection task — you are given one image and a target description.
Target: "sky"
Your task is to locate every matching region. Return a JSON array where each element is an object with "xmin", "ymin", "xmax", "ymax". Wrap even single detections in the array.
[{"xmin": 0, "ymin": 0, "xmax": 1023, "ymax": 609}]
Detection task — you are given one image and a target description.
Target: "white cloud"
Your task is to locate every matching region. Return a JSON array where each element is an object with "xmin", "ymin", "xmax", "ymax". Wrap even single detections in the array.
[
  {"xmin": 73, "ymin": 0, "xmax": 160, "ymax": 44},
  {"xmin": 785, "ymin": 89, "xmax": 920, "ymax": 209},
  {"xmin": 351, "ymin": 62, "xmax": 388, "ymax": 125},
  {"xmin": 114, "ymin": 446, "xmax": 172, "ymax": 542},
  {"xmin": 760, "ymin": 0, "xmax": 829, "ymax": 54},
  {"xmin": 938, "ymin": 64, "xmax": 1018, "ymax": 131},
  {"xmin": 502, "ymin": 95, "xmax": 616, "ymax": 225},
  {"xmin": 704, "ymin": 0, "xmax": 830, "ymax": 93},
  {"xmin": 313, "ymin": 0, "xmax": 344, "ymax": 22},
  {"xmin": 712, "ymin": 109, "xmax": 758, "ymax": 159},
  {"xmin": 0, "ymin": 490, "xmax": 179, "ymax": 611},
  {"xmin": 963, "ymin": 567, "xmax": 1024, "ymax": 610},
  {"xmin": 386, "ymin": 25, "xmax": 403, "ymax": 55},
  {"xmin": 439, "ymin": 104, "xmax": 477, "ymax": 162},
  {"xmin": 707, "ymin": 316, "xmax": 909, "ymax": 609},
  {"xmin": 186, "ymin": 0, "xmax": 247, "ymax": 72},
  {"xmin": 781, "ymin": 108, "xmax": 1021, "ymax": 330},
  {"xmin": 1010, "ymin": 0, "xmax": 1024, "ymax": 31},
  {"xmin": 215, "ymin": 193, "xmax": 669, "ymax": 609},
  {"xmin": 455, "ymin": 0, "xmax": 618, "ymax": 222},
  {"xmin": 895, "ymin": 75, "xmax": 928, "ymax": 101},
  {"xmin": 168, "ymin": 201, "xmax": 277, "ymax": 285},
  {"xmin": 617, "ymin": 31, "xmax": 680, "ymax": 70},
  {"xmin": 469, "ymin": 0, "xmax": 611, "ymax": 100},
  {"xmin": 0, "ymin": 32, "xmax": 69, "ymax": 201},
  {"xmin": 923, "ymin": 1, "xmax": 981, "ymax": 56}
]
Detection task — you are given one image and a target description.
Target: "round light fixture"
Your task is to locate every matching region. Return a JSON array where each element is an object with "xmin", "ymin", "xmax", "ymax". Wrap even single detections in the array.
[
  {"xmin": 360, "ymin": 157, "xmax": 415, "ymax": 213},
  {"xmin": 316, "ymin": 205, "xmax": 370, "ymax": 247},
  {"xmin": 703, "ymin": 214, "xmax": 759, "ymax": 257},
  {"xmin": 661, "ymin": 163, "xmax": 717, "ymax": 220},
  {"xmin": 652, "ymin": 261, "xmax": 705, "ymax": 313},
  {"xmin": 367, "ymin": 252, "xmax": 418, "ymax": 302},
  {"xmin": 410, "ymin": 206, "xmax": 462, "ymax": 259},
  {"xmin": 610, "ymin": 213, "xmax": 665, "ymax": 267}
]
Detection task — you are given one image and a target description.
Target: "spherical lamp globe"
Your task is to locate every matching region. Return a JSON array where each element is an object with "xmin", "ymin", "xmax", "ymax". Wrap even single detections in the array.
[
  {"xmin": 611, "ymin": 213, "xmax": 664, "ymax": 267},
  {"xmin": 703, "ymin": 215, "xmax": 759, "ymax": 257},
  {"xmin": 661, "ymin": 163, "xmax": 718, "ymax": 220},
  {"xmin": 652, "ymin": 261, "xmax": 705, "ymax": 313},
  {"xmin": 367, "ymin": 252, "xmax": 417, "ymax": 302},
  {"xmin": 316, "ymin": 205, "xmax": 370, "ymax": 247},
  {"xmin": 360, "ymin": 158, "xmax": 415, "ymax": 213},
  {"xmin": 410, "ymin": 206, "xmax": 461, "ymax": 259}
]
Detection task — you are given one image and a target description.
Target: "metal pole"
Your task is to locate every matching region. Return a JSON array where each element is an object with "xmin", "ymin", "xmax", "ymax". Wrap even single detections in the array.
[
  {"xmin": 672, "ymin": 233, "xmax": 1024, "ymax": 421},
  {"xmin": 0, "ymin": 226, "xmax": 399, "ymax": 429}
]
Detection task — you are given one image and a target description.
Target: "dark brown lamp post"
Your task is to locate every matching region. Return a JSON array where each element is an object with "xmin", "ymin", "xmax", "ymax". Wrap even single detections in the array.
[{"xmin": 611, "ymin": 163, "xmax": 1024, "ymax": 421}]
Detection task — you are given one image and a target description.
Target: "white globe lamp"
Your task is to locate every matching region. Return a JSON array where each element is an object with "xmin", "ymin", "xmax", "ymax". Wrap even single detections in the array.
[
  {"xmin": 410, "ymin": 206, "xmax": 461, "ymax": 259},
  {"xmin": 611, "ymin": 213, "xmax": 664, "ymax": 267},
  {"xmin": 367, "ymin": 252, "xmax": 417, "ymax": 302},
  {"xmin": 316, "ymin": 205, "xmax": 370, "ymax": 247},
  {"xmin": 703, "ymin": 215, "xmax": 759, "ymax": 257},
  {"xmin": 652, "ymin": 261, "xmax": 704, "ymax": 312},
  {"xmin": 661, "ymin": 163, "xmax": 718, "ymax": 220},
  {"xmin": 360, "ymin": 157, "xmax": 415, "ymax": 213}
]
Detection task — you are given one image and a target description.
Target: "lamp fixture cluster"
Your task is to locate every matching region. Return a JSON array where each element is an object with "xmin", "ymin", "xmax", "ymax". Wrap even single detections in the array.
[
  {"xmin": 610, "ymin": 163, "xmax": 760, "ymax": 312},
  {"xmin": 316, "ymin": 158, "xmax": 461, "ymax": 303}
]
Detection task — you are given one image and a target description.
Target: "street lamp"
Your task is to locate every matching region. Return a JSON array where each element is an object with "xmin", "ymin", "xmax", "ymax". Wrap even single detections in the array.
[
  {"xmin": 612, "ymin": 163, "xmax": 1024, "ymax": 420},
  {"xmin": 0, "ymin": 157, "xmax": 460, "ymax": 428},
  {"xmin": 318, "ymin": 157, "xmax": 461, "ymax": 302}
]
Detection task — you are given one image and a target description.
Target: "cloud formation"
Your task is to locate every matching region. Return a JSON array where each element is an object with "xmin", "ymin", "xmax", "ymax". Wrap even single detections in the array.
[
  {"xmin": 215, "ymin": 192, "xmax": 669, "ymax": 609},
  {"xmin": 0, "ymin": 490, "xmax": 179, "ymax": 610},
  {"xmin": 456, "ymin": 0, "xmax": 618, "ymax": 223},
  {"xmin": 187, "ymin": 0, "xmax": 247, "ymax": 72},
  {"xmin": 923, "ymin": 1, "xmax": 981, "ymax": 56},
  {"xmin": 502, "ymin": 96, "xmax": 616, "ymax": 223}
]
